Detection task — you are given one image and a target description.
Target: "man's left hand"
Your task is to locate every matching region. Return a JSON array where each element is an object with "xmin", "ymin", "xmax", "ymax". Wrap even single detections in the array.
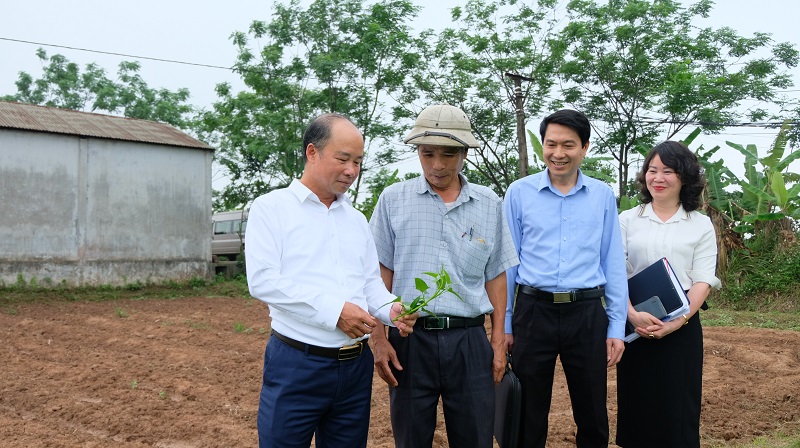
[{"xmin": 606, "ymin": 338, "xmax": 625, "ymax": 367}]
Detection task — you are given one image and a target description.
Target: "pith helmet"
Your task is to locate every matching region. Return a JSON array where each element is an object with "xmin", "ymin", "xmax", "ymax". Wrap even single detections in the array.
[{"xmin": 403, "ymin": 104, "xmax": 480, "ymax": 148}]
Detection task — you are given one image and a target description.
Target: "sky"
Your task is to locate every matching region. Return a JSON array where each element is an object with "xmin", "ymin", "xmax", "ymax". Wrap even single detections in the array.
[{"xmin": 1, "ymin": 0, "xmax": 798, "ymax": 184}]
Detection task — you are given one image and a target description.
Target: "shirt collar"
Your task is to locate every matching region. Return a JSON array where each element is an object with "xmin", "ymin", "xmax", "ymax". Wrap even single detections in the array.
[
  {"xmin": 537, "ymin": 168, "xmax": 589, "ymax": 195},
  {"xmin": 414, "ymin": 173, "xmax": 478, "ymax": 204},
  {"xmin": 640, "ymin": 202, "xmax": 689, "ymax": 223},
  {"xmin": 288, "ymin": 179, "xmax": 351, "ymax": 208}
]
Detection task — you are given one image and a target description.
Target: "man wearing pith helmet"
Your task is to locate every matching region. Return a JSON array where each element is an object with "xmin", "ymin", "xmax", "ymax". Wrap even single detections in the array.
[{"xmin": 369, "ymin": 104, "xmax": 519, "ymax": 447}]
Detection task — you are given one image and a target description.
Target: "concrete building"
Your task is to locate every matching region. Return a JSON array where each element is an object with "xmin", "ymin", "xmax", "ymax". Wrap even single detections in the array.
[{"xmin": 0, "ymin": 101, "xmax": 214, "ymax": 286}]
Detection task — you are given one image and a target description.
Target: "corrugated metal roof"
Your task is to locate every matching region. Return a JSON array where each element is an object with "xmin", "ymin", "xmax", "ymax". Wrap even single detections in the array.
[{"xmin": 0, "ymin": 101, "xmax": 212, "ymax": 150}]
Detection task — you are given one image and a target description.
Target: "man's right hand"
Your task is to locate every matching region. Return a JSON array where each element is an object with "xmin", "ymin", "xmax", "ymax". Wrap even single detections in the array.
[
  {"xmin": 505, "ymin": 333, "xmax": 514, "ymax": 353},
  {"xmin": 371, "ymin": 325, "xmax": 402, "ymax": 387},
  {"xmin": 337, "ymin": 302, "xmax": 379, "ymax": 339}
]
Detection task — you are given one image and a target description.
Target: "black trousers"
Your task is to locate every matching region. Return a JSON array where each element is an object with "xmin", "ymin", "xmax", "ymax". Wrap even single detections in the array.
[{"xmin": 512, "ymin": 291, "xmax": 610, "ymax": 448}]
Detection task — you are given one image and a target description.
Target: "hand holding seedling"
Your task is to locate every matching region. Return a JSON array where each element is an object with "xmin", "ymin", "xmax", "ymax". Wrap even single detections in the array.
[
  {"xmin": 382, "ymin": 266, "xmax": 463, "ymax": 321},
  {"xmin": 389, "ymin": 302, "xmax": 417, "ymax": 336},
  {"xmin": 374, "ymin": 267, "xmax": 462, "ymax": 387}
]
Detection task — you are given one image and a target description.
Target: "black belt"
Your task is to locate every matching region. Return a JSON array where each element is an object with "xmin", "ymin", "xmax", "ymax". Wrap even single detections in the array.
[
  {"xmin": 271, "ymin": 331, "xmax": 366, "ymax": 361},
  {"xmin": 414, "ymin": 315, "xmax": 485, "ymax": 330},
  {"xmin": 517, "ymin": 284, "xmax": 604, "ymax": 303}
]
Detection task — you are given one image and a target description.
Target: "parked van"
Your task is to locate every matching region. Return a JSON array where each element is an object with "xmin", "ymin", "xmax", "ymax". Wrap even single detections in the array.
[{"xmin": 212, "ymin": 210, "xmax": 248, "ymax": 260}]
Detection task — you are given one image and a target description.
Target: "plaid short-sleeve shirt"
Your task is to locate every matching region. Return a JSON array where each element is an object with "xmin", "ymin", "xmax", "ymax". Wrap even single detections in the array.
[{"xmin": 369, "ymin": 174, "xmax": 518, "ymax": 317}]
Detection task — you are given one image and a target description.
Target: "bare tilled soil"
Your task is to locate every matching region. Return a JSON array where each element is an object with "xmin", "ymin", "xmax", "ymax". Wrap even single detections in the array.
[{"xmin": 1, "ymin": 296, "xmax": 798, "ymax": 447}]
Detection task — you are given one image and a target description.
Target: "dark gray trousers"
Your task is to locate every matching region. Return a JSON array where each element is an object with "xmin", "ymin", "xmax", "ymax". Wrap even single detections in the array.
[{"xmin": 387, "ymin": 325, "xmax": 495, "ymax": 448}]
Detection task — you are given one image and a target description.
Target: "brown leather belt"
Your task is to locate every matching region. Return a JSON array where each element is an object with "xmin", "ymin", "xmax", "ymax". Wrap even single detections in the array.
[
  {"xmin": 517, "ymin": 284, "xmax": 605, "ymax": 303},
  {"xmin": 271, "ymin": 331, "xmax": 366, "ymax": 361}
]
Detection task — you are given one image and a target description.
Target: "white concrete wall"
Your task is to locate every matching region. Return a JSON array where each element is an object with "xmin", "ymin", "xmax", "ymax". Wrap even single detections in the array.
[{"xmin": 0, "ymin": 129, "xmax": 213, "ymax": 286}]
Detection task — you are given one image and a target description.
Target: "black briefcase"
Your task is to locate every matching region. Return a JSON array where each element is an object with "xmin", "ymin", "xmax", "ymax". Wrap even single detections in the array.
[{"xmin": 494, "ymin": 354, "xmax": 521, "ymax": 448}]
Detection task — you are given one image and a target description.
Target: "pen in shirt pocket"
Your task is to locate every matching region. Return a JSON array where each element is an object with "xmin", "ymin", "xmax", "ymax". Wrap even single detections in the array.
[{"xmin": 460, "ymin": 226, "xmax": 485, "ymax": 244}]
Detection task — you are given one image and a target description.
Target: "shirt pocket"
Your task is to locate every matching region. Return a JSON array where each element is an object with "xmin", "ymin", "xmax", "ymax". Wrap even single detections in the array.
[
  {"xmin": 575, "ymin": 219, "xmax": 602, "ymax": 254},
  {"xmin": 455, "ymin": 237, "xmax": 491, "ymax": 284}
]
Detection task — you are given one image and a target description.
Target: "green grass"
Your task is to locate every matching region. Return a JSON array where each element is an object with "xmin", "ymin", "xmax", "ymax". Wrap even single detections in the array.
[
  {"xmin": 705, "ymin": 434, "xmax": 800, "ymax": 448},
  {"xmin": 114, "ymin": 305, "xmax": 129, "ymax": 318},
  {"xmin": 701, "ymin": 309, "xmax": 800, "ymax": 331},
  {"xmin": 233, "ymin": 322, "xmax": 253, "ymax": 334},
  {"xmin": 0, "ymin": 276, "xmax": 251, "ymax": 306}
]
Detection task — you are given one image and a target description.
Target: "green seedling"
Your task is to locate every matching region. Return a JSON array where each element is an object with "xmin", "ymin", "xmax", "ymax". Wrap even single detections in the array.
[
  {"xmin": 130, "ymin": 380, "xmax": 139, "ymax": 389},
  {"xmin": 381, "ymin": 266, "xmax": 463, "ymax": 321},
  {"xmin": 234, "ymin": 322, "xmax": 253, "ymax": 333},
  {"xmin": 114, "ymin": 305, "xmax": 129, "ymax": 318}
]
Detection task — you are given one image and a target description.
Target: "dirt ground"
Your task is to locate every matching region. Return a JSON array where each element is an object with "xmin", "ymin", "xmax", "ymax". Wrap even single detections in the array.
[{"xmin": 1, "ymin": 295, "xmax": 798, "ymax": 448}]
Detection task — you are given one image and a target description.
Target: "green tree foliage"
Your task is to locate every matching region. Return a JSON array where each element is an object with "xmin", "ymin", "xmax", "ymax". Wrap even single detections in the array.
[
  {"xmin": 2, "ymin": 48, "xmax": 194, "ymax": 128},
  {"xmin": 402, "ymin": 0, "xmax": 561, "ymax": 196},
  {"xmin": 551, "ymin": 0, "xmax": 799, "ymax": 198},
  {"xmin": 196, "ymin": 0, "xmax": 424, "ymax": 211},
  {"xmin": 358, "ymin": 169, "xmax": 419, "ymax": 220}
]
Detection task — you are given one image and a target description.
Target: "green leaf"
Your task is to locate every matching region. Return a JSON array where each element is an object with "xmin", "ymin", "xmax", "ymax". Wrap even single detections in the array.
[
  {"xmin": 753, "ymin": 213, "xmax": 787, "ymax": 221},
  {"xmin": 680, "ymin": 128, "xmax": 702, "ymax": 146},
  {"xmin": 448, "ymin": 287, "xmax": 464, "ymax": 301},
  {"xmin": 770, "ymin": 172, "xmax": 789, "ymax": 208},
  {"xmin": 528, "ymin": 129, "xmax": 544, "ymax": 161},
  {"xmin": 377, "ymin": 296, "xmax": 403, "ymax": 310},
  {"xmin": 741, "ymin": 182, "xmax": 777, "ymax": 207},
  {"xmin": 415, "ymin": 277, "xmax": 429, "ymax": 294}
]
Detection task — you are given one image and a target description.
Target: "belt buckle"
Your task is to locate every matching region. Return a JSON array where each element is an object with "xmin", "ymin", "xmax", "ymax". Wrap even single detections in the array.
[
  {"xmin": 553, "ymin": 291, "xmax": 572, "ymax": 304},
  {"xmin": 338, "ymin": 341, "xmax": 363, "ymax": 361},
  {"xmin": 424, "ymin": 316, "xmax": 448, "ymax": 330}
]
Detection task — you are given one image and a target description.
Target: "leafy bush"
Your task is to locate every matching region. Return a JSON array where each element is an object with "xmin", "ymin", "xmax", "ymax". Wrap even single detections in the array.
[{"xmin": 717, "ymin": 231, "xmax": 800, "ymax": 310}]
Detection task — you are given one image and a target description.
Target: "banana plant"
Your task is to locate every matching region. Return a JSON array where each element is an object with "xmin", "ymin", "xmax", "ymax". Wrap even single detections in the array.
[{"xmin": 691, "ymin": 123, "xmax": 800, "ymax": 234}]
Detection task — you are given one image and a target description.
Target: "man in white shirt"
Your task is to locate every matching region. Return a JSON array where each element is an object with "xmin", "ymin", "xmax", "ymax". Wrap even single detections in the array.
[{"xmin": 245, "ymin": 113, "xmax": 417, "ymax": 448}]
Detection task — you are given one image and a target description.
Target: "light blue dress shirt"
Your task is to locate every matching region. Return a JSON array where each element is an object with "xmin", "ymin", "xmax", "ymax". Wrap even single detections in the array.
[{"xmin": 504, "ymin": 169, "xmax": 628, "ymax": 339}]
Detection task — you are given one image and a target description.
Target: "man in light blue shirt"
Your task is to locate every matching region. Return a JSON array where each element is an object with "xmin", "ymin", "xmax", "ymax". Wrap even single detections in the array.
[{"xmin": 504, "ymin": 109, "xmax": 627, "ymax": 448}]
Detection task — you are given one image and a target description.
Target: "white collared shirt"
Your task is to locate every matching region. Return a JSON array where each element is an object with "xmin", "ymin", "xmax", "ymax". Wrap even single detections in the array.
[
  {"xmin": 245, "ymin": 179, "xmax": 395, "ymax": 347},
  {"xmin": 619, "ymin": 203, "xmax": 721, "ymax": 290}
]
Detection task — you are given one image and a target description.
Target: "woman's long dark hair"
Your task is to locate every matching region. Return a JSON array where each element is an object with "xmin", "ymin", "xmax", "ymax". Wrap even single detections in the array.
[{"xmin": 636, "ymin": 141, "xmax": 705, "ymax": 212}]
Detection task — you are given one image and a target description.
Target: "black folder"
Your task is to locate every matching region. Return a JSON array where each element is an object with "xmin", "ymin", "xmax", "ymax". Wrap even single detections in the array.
[
  {"xmin": 494, "ymin": 354, "xmax": 521, "ymax": 448},
  {"xmin": 624, "ymin": 257, "xmax": 690, "ymax": 342}
]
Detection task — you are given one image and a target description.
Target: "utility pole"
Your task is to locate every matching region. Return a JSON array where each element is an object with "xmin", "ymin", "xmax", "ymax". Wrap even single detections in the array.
[{"xmin": 505, "ymin": 72, "xmax": 535, "ymax": 178}]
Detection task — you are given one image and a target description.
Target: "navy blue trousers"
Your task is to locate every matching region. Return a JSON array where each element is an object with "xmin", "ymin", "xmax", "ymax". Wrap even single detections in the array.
[
  {"xmin": 257, "ymin": 336, "xmax": 374, "ymax": 448},
  {"xmin": 387, "ymin": 325, "xmax": 495, "ymax": 448}
]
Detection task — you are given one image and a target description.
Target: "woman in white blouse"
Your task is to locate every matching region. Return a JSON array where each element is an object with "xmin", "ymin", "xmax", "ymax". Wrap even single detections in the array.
[{"xmin": 615, "ymin": 141, "xmax": 722, "ymax": 448}]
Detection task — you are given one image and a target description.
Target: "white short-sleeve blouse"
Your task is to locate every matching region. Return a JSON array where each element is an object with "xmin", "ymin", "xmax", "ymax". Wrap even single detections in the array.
[{"xmin": 619, "ymin": 203, "xmax": 721, "ymax": 291}]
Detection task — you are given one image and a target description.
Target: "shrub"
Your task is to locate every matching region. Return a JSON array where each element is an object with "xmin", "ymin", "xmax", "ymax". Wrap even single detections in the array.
[{"xmin": 717, "ymin": 230, "xmax": 800, "ymax": 310}]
